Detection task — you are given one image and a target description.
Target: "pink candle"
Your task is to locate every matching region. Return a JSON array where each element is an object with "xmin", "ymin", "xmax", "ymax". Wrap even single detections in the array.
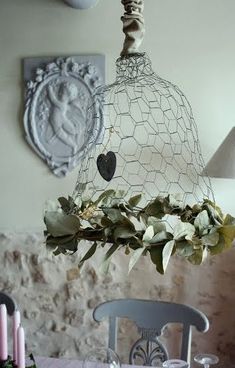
[
  {"xmin": 17, "ymin": 326, "xmax": 25, "ymax": 368},
  {"xmin": 0, "ymin": 304, "xmax": 8, "ymax": 361},
  {"xmin": 13, "ymin": 310, "xmax": 21, "ymax": 363}
]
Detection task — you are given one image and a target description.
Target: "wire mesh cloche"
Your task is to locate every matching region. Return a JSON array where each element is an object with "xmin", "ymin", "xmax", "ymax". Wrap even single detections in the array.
[
  {"xmin": 44, "ymin": 0, "xmax": 235, "ymax": 274},
  {"xmin": 73, "ymin": 52, "xmax": 214, "ymax": 207}
]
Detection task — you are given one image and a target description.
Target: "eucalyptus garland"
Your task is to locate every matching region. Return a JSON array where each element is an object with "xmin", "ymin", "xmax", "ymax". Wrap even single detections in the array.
[{"xmin": 44, "ymin": 190, "xmax": 235, "ymax": 274}]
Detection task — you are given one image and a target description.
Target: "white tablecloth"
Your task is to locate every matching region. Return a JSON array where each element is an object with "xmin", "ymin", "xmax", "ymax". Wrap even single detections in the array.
[
  {"xmin": 35, "ymin": 357, "xmax": 136, "ymax": 368},
  {"xmin": 35, "ymin": 356, "xmax": 81, "ymax": 368}
]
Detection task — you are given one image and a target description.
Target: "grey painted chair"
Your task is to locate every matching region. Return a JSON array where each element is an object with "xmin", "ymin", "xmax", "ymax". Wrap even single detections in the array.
[
  {"xmin": 0, "ymin": 291, "xmax": 17, "ymax": 316},
  {"xmin": 93, "ymin": 299, "xmax": 209, "ymax": 366}
]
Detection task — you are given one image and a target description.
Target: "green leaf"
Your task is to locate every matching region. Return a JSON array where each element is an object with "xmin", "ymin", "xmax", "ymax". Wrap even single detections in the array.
[
  {"xmin": 209, "ymin": 234, "xmax": 226, "ymax": 255},
  {"xmin": 190, "ymin": 236, "xmax": 203, "ymax": 250},
  {"xmin": 99, "ymin": 244, "xmax": 119, "ymax": 274},
  {"xmin": 46, "ymin": 234, "xmax": 75, "ymax": 245},
  {"xmin": 169, "ymin": 193, "xmax": 183, "ymax": 208},
  {"xmin": 103, "ymin": 208, "xmax": 124, "ymax": 223},
  {"xmin": 57, "ymin": 237, "xmax": 78, "ymax": 253},
  {"xmin": 150, "ymin": 231, "xmax": 170, "ymax": 244},
  {"xmin": 129, "ymin": 236, "xmax": 143, "ymax": 249},
  {"xmin": 223, "ymin": 214, "xmax": 235, "ymax": 226},
  {"xmin": 180, "ymin": 206, "xmax": 194, "ymax": 222},
  {"xmin": 175, "ymin": 241, "xmax": 194, "ymax": 257},
  {"xmin": 202, "ymin": 231, "xmax": 219, "ymax": 247},
  {"xmin": 101, "ymin": 216, "xmax": 113, "ymax": 227},
  {"xmin": 218, "ymin": 225, "xmax": 235, "ymax": 248},
  {"xmin": 79, "ymin": 242, "xmax": 98, "ymax": 267},
  {"xmin": 128, "ymin": 247, "xmax": 146, "ymax": 273},
  {"xmin": 145, "ymin": 198, "xmax": 165, "ymax": 218},
  {"xmin": 53, "ymin": 248, "xmax": 62, "ymax": 256},
  {"xmin": 114, "ymin": 189, "xmax": 126, "ymax": 199},
  {"xmin": 27, "ymin": 354, "xmax": 37, "ymax": 368},
  {"xmin": 94, "ymin": 190, "xmax": 116, "ymax": 206},
  {"xmin": 128, "ymin": 194, "xmax": 142, "ymax": 208},
  {"xmin": 149, "ymin": 246, "xmax": 164, "ymax": 274},
  {"xmin": 188, "ymin": 247, "xmax": 205, "ymax": 265},
  {"xmin": 203, "ymin": 199, "xmax": 224, "ymax": 223},
  {"xmin": 110, "ymin": 191, "xmax": 126, "ymax": 206},
  {"xmin": 89, "ymin": 215, "xmax": 103, "ymax": 227},
  {"xmin": 173, "ymin": 221, "xmax": 195, "ymax": 241},
  {"xmin": 28, "ymin": 354, "xmax": 36, "ymax": 367},
  {"xmin": 46, "ymin": 234, "xmax": 78, "ymax": 254},
  {"xmin": 147, "ymin": 217, "xmax": 166, "ymax": 233},
  {"xmin": 45, "ymin": 242, "xmax": 57, "ymax": 251},
  {"xmin": 194, "ymin": 210, "xmax": 210, "ymax": 233},
  {"xmin": 143, "ymin": 226, "xmax": 154, "ymax": 242},
  {"xmin": 58, "ymin": 197, "xmax": 71, "ymax": 214},
  {"xmin": 162, "ymin": 240, "xmax": 175, "ymax": 272},
  {"xmin": 113, "ymin": 225, "xmax": 136, "ymax": 242},
  {"xmin": 44, "ymin": 212, "xmax": 80, "ymax": 237}
]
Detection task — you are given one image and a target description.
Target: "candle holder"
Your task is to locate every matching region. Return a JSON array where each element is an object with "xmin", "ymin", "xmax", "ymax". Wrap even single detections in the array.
[{"xmin": 0, "ymin": 354, "xmax": 36, "ymax": 368}]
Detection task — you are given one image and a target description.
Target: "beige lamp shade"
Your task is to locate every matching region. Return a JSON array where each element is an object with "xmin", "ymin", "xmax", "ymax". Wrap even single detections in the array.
[{"xmin": 203, "ymin": 127, "xmax": 235, "ymax": 178}]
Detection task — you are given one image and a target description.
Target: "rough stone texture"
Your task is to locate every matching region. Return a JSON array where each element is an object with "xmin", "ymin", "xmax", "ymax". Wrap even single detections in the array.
[{"xmin": 0, "ymin": 232, "xmax": 235, "ymax": 367}]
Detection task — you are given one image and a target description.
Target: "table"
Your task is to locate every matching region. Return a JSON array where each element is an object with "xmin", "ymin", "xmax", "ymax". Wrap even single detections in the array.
[
  {"xmin": 35, "ymin": 356, "xmax": 81, "ymax": 368},
  {"xmin": 35, "ymin": 357, "xmax": 136, "ymax": 368}
]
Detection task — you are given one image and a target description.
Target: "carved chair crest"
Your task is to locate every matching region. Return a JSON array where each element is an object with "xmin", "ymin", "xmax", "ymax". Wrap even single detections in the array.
[{"xmin": 129, "ymin": 327, "xmax": 168, "ymax": 366}]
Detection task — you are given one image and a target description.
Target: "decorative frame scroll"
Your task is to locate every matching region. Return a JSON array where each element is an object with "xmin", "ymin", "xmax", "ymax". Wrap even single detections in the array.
[{"xmin": 23, "ymin": 55, "xmax": 105, "ymax": 177}]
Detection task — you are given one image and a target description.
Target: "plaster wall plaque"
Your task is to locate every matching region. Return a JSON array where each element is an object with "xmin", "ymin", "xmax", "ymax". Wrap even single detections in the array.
[{"xmin": 23, "ymin": 55, "xmax": 105, "ymax": 177}]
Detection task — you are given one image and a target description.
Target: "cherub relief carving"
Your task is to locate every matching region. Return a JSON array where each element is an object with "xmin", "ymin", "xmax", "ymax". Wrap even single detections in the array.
[{"xmin": 46, "ymin": 82, "xmax": 86, "ymax": 155}]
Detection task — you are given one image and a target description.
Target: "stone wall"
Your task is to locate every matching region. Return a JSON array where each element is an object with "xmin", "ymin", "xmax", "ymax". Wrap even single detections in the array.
[{"xmin": 1, "ymin": 232, "xmax": 235, "ymax": 367}]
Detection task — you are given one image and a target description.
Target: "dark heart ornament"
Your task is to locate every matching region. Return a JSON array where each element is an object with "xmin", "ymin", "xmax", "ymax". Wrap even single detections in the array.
[{"xmin": 97, "ymin": 151, "xmax": 117, "ymax": 182}]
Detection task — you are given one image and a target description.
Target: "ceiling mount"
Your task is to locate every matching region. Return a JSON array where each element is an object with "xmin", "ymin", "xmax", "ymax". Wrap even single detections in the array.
[{"xmin": 64, "ymin": 0, "xmax": 99, "ymax": 10}]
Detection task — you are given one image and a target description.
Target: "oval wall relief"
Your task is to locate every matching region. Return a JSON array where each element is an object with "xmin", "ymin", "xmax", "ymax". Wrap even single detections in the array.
[{"xmin": 23, "ymin": 55, "xmax": 105, "ymax": 177}]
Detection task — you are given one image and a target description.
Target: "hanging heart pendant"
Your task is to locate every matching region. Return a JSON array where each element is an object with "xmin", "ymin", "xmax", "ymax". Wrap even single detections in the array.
[{"xmin": 97, "ymin": 151, "xmax": 117, "ymax": 182}]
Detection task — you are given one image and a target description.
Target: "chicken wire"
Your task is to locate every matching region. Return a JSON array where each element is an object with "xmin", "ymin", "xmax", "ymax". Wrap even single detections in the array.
[{"xmin": 72, "ymin": 53, "xmax": 214, "ymax": 207}]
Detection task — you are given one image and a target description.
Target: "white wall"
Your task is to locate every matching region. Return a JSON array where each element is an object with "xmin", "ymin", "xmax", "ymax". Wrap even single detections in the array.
[{"xmin": 0, "ymin": 0, "xmax": 235, "ymax": 230}]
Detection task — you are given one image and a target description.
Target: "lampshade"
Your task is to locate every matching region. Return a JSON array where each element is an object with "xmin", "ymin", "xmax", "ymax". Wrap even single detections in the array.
[{"xmin": 202, "ymin": 127, "xmax": 235, "ymax": 179}]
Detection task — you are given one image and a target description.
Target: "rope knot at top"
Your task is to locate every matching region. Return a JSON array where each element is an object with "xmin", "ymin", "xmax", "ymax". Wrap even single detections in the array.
[
  {"xmin": 121, "ymin": 0, "xmax": 145, "ymax": 57},
  {"xmin": 122, "ymin": 0, "xmax": 144, "ymax": 14}
]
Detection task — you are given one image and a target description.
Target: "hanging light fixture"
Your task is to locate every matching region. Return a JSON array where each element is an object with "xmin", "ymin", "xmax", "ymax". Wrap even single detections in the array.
[
  {"xmin": 44, "ymin": 0, "xmax": 235, "ymax": 274},
  {"xmin": 73, "ymin": 0, "xmax": 214, "ymax": 206}
]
